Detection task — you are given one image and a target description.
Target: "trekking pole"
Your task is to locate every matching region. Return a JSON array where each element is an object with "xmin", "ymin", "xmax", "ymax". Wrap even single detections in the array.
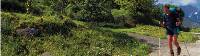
[
  {"xmin": 159, "ymin": 37, "xmax": 161, "ymax": 56},
  {"xmin": 180, "ymin": 33, "xmax": 191, "ymax": 56},
  {"xmin": 158, "ymin": 27, "xmax": 162, "ymax": 56},
  {"xmin": 158, "ymin": 22, "xmax": 163, "ymax": 56}
]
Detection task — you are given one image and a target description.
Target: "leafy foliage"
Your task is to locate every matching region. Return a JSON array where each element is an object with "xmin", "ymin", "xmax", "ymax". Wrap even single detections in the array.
[
  {"xmin": 1, "ymin": 0, "xmax": 161, "ymax": 23},
  {"xmin": 66, "ymin": 0, "xmax": 115, "ymax": 22},
  {"xmin": 1, "ymin": 0, "xmax": 28, "ymax": 13},
  {"xmin": 1, "ymin": 11, "xmax": 150, "ymax": 56},
  {"xmin": 1, "ymin": 0, "xmax": 169, "ymax": 56}
]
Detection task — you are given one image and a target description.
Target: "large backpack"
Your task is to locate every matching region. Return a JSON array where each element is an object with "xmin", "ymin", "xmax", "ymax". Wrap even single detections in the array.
[
  {"xmin": 162, "ymin": 5, "xmax": 185, "ymax": 31},
  {"xmin": 168, "ymin": 5, "xmax": 185, "ymax": 31},
  {"xmin": 168, "ymin": 5, "xmax": 185, "ymax": 21}
]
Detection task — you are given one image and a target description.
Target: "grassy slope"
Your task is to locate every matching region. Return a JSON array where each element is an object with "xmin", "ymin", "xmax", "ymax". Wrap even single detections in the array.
[
  {"xmin": 108, "ymin": 25, "xmax": 199, "ymax": 42},
  {"xmin": 1, "ymin": 12, "xmax": 150, "ymax": 56}
]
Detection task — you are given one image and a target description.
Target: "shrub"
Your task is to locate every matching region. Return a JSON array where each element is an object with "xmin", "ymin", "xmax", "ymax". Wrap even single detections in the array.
[
  {"xmin": 1, "ymin": 12, "xmax": 77, "ymax": 37},
  {"xmin": 1, "ymin": 0, "xmax": 27, "ymax": 13},
  {"xmin": 111, "ymin": 9, "xmax": 136, "ymax": 28}
]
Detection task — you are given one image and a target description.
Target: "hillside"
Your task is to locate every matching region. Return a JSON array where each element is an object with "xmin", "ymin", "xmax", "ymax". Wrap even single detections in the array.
[
  {"xmin": 1, "ymin": 0, "xmax": 200, "ymax": 56},
  {"xmin": 1, "ymin": 12, "xmax": 151, "ymax": 56}
]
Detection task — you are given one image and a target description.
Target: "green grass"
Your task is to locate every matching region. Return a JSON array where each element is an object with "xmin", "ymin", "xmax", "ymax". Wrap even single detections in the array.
[
  {"xmin": 109, "ymin": 25, "xmax": 166, "ymax": 39},
  {"xmin": 178, "ymin": 28, "xmax": 200, "ymax": 42},
  {"xmin": 178, "ymin": 32, "xmax": 198, "ymax": 42},
  {"xmin": 191, "ymin": 28, "xmax": 200, "ymax": 32},
  {"xmin": 1, "ymin": 29, "xmax": 150, "ymax": 56},
  {"xmin": 1, "ymin": 12, "xmax": 150, "ymax": 56},
  {"xmin": 108, "ymin": 24, "xmax": 199, "ymax": 42}
]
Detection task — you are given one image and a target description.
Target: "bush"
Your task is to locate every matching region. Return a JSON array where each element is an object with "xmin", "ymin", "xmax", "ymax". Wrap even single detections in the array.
[
  {"xmin": 1, "ymin": 0, "xmax": 27, "ymax": 13},
  {"xmin": 65, "ymin": 0, "xmax": 115, "ymax": 23},
  {"xmin": 1, "ymin": 12, "xmax": 20, "ymax": 35},
  {"xmin": 1, "ymin": 0, "xmax": 57, "ymax": 16},
  {"xmin": 1, "ymin": 12, "xmax": 78, "ymax": 37},
  {"xmin": 111, "ymin": 9, "xmax": 136, "ymax": 28},
  {"xmin": 13, "ymin": 19, "xmax": 78, "ymax": 37}
]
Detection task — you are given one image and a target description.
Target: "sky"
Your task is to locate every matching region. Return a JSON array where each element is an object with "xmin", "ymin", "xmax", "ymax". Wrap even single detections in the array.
[{"xmin": 156, "ymin": 0, "xmax": 200, "ymax": 9}]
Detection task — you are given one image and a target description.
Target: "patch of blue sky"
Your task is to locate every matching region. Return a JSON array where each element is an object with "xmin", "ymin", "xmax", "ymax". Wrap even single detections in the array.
[{"xmin": 156, "ymin": 0, "xmax": 200, "ymax": 9}]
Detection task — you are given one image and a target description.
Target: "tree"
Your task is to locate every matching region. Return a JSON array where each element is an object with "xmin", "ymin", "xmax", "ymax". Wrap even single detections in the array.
[
  {"xmin": 1, "ymin": 0, "xmax": 28, "ymax": 13},
  {"xmin": 114, "ymin": 0, "xmax": 162, "ymax": 24},
  {"xmin": 65, "ymin": 0, "xmax": 115, "ymax": 22}
]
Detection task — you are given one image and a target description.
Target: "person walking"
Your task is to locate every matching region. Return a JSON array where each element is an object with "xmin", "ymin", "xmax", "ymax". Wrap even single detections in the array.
[{"xmin": 160, "ymin": 4, "xmax": 182, "ymax": 56}]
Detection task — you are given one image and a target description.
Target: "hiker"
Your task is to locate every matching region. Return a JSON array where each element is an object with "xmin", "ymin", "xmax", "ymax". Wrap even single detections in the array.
[{"xmin": 160, "ymin": 4, "xmax": 182, "ymax": 56}]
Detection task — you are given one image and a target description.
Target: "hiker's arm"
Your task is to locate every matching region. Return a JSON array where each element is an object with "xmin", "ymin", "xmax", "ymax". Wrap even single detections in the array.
[
  {"xmin": 176, "ymin": 18, "xmax": 181, "ymax": 26},
  {"xmin": 160, "ymin": 14, "xmax": 166, "ymax": 27},
  {"xmin": 159, "ymin": 21, "xmax": 165, "ymax": 28},
  {"xmin": 175, "ymin": 13, "xmax": 182, "ymax": 26}
]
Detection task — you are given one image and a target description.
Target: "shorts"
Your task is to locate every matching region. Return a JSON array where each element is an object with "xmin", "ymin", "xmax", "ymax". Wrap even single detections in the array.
[{"xmin": 166, "ymin": 26, "xmax": 179, "ymax": 35}]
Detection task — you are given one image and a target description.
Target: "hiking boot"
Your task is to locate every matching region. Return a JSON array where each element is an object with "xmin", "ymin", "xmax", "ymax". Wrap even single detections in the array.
[
  {"xmin": 177, "ymin": 47, "xmax": 181, "ymax": 55},
  {"xmin": 170, "ymin": 50, "xmax": 174, "ymax": 56}
]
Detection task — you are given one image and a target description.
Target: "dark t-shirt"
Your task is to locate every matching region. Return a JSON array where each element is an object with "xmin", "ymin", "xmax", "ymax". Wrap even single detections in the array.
[{"xmin": 162, "ymin": 13, "xmax": 179, "ymax": 28}]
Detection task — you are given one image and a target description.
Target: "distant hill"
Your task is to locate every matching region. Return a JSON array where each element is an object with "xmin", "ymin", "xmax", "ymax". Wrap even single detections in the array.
[{"xmin": 180, "ymin": 5, "xmax": 200, "ymax": 28}]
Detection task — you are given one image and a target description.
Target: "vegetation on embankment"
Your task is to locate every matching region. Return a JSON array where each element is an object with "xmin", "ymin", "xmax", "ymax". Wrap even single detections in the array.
[
  {"xmin": 1, "ymin": 12, "xmax": 150, "ymax": 56},
  {"xmin": 108, "ymin": 25, "xmax": 200, "ymax": 42},
  {"xmin": 3, "ymin": 0, "xmax": 199, "ymax": 56}
]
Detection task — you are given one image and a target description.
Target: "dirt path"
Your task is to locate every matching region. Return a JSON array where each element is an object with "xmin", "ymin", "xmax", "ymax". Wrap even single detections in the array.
[{"xmin": 127, "ymin": 33, "xmax": 200, "ymax": 56}]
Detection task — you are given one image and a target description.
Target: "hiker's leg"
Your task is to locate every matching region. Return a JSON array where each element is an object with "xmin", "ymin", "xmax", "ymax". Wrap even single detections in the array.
[
  {"xmin": 173, "ymin": 35, "xmax": 180, "ymax": 48},
  {"xmin": 173, "ymin": 35, "xmax": 181, "ymax": 55},
  {"xmin": 166, "ymin": 27, "xmax": 175, "ymax": 56},
  {"xmin": 168, "ymin": 35, "xmax": 174, "ymax": 56},
  {"xmin": 168, "ymin": 35, "xmax": 173, "ymax": 50}
]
